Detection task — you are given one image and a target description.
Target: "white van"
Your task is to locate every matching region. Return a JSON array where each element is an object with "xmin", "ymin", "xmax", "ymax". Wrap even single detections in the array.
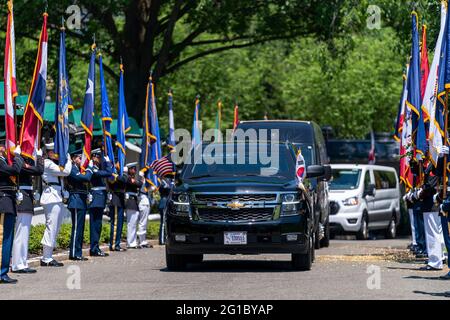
[{"xmin": 328, "ymin": 164, "xmax": 400, "ymax": 240}]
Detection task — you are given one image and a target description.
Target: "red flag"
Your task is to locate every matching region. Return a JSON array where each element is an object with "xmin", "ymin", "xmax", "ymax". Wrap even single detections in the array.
[
  {"xmin": 233, "ymin": 103, "xmax": 239, "ymax": 131},
  {"xmin": 19, "ymin": 12, "xmax": 48, "ymax": 159},
  {"xmin": 3, "ymin": 0, "xmax": 17, "ymax": 165},
  {"xmin": 420, "ymin": 25, "xmax": 429, "ymax": 119}
]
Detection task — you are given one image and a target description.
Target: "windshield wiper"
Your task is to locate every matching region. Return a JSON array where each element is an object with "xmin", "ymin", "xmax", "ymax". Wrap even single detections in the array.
[{"xmin": 187, "ymin": 174, "xmax": 215, "ymax": 179}]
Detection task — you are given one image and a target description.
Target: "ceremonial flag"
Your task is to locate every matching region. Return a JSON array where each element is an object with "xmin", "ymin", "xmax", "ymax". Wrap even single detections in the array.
[
  {"xmin": 400, "ymin": 65, "xmax": 414, "ymax": 190},
  {"xmin": 407, "ymin": 12, "xmax": 427, "ymax": 160},
  {"xmin": 424, "ymin": 2, "xmax": 447, "ymax": 167},
  {"xmin": 368, "ymin": 130, "xmax": 376, "ymax": 164},
  {"xmin": 54, "ymin": 24, "xmax": 73, "ymax": 168},
  {"xmin": 149, "ymin": 77, "xmax": 162, "ymax": 187},
  {"xmin": 233, "ymin": 102, "xmax": 240, "ymax": 131},
  {"xmin": 214, "ymin": 101, "xmax": 222, "ymax": 142},
  {"xmin": 394, "ymin": 68, "xmax": 408, "ymax": 142},
  {"xmin": 99, "ymin": 53, "xmax": 116, "ymax": 173},
  {"xmin": 116, "ymin": 63, "xmax": 130, "ymax": 176},
  {"xmin": 80, "ymin": 43, "xmax": 96, "ymax": 171},
  {"xmin": 420, "ymin": 25, "xmax": 430, "ymax": 104},
  {"xmin": 4, "ymin": 0, "xmax": 17, "ymax": 165},
  {"xmin": 151, "ymin": 155, "xmax": 175, "ymax": 178},
  {"xmin": 167, "ymin": 89, "xmax": 176, "ymax": 150},
  {"xmin": 19, "ymin": 11, "xmax": 48, "ymax": 159},
  {"xmin": 192, "ymin": 97, "xmax": 202, "ymax": 147}
]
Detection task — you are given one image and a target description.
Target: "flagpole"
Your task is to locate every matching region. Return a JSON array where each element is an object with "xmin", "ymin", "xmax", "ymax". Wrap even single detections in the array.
[{"xmin": 443, "ymin": 90, "xmax": 449, "ymax": 217}]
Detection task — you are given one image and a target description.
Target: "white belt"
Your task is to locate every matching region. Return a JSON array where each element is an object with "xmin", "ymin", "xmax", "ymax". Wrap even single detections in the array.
[
  {"xmin": 126, "ymin": 192, "xmax": 138, "ymax": 196},
  {"xmin": 92, "ymin": 187, "xmax": 107, "ymax": 191},
  {"xmin": 19, "ymin": 186, "xmax": 33, "ymax": 191}
]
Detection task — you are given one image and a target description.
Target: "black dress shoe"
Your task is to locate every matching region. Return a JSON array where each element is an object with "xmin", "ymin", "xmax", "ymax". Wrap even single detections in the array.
[
  {"xmin": 139, "ymin": 244, "xmax": 152, "ymax": 249},
  {"xmin": 90, "ymin": 251, "xmax": 109, "ymax": 257},
  {"xmin": 114, "ymin": 247, "xmax": 127, "ymax": 252},
  {"xmin": 0, "ymin": 275, "xmax": 18, "ymax": 284},
  {"xmin": 127, "ymin": 246, "xmax": 140, "ymax": 249},
  {"xmin": 419, "ymin": 265, "xmax": 442, "ymax": 271},
  {"xmin": 40, "ymin": 259, "xmax": 64, "ymax": 267},
  {"xmin": 69, "ymin": 256, "xmax": 88, "ymax": 261},
  {"xmin": 12, "ymin": 268, "xmax": 37, "ymax": 274},
  {"xmin": 439, "ymin": 273, "xmax": 450, "ymax": 280}
]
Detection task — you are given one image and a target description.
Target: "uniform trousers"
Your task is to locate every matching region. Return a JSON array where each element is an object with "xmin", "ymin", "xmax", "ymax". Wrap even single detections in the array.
[
  {"xmin": 424, "ymin": 211, "xmax": 444, "ymax": 269},
  {"xmin": 11, "ymin": 212, "xmax": 33, "ymax": 271},
  {"xmin": 137, "ymin": 202, "xmax": 150, "ymax": 246},
  {"xmin": 408, "ymin": 209, "xmax": 417, "ymax": 246},
  {"xmin": 126, "ymin": 209, "xmax": 139, "ymax": 247},
  {"xmin": 69, "ymin": 208, "xmax": 87, "ymax": 258},
  {"xmin": 41, "ymin": 203, "xmax": 67, "ymax": 263},
  {"xmin": 441, "ymin": 215, "xmax": 450, "ymax": 267},
  {"xmin": 109, "ymin": 206, "xmax": 124, "ymax": 249},
  {"xmin": 0, "ymin": 213, "xmax": 16, "ymax": 277},
  {"xmin": 413, "ymin": 208, "xmax": 427, "ymax": 253},
  {"xmin": 89, "ymin": 208, "xmax": 104, "ymax": 253}
]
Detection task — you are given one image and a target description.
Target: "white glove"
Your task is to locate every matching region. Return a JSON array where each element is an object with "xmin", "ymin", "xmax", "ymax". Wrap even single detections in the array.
[
  {"xmin": 139, "ymin": 171, "xmax": 145, "ymax": 178},
  {"xmin": 123, "ymin": 166, "xmax": 128, "ymax": 173},
  {"xmin": 88, "ymin": 160, "xmax": 94, "ymax": 167},
  {"xmin": 36, "ymin": 149, "xmax": 43, "ymax": 157},
  {"xmin": 433, "ymin": 193, "xmax": 439, "ymax": 204},
  {"xmin": 14, "ymin": 146, "xmax": 21, "ymax": 156},
  {"xmin": 438, "ymin": 145, "xmax": 450, "ymax": 157},
  {"xmin": 63, "ymin": 190, "xmax": 70, "ymax": 200},
  {"xmin": 104, "ymin": 155, "xmax": 110, "ymax": 162},
  {"xmin": 66, "ymin": 153, "xmax": 71, "ymax": 161}
]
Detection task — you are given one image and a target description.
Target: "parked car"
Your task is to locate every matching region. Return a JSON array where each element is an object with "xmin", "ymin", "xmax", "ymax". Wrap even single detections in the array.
[
  {"xmin": 328, "ymin": 164, "xmax": 401, "ymax": 240},
  {"xmin": 165, "ymin": 142, "xmax": 330, "ymax": 271},
  {"xmin": 236, "ymin": 120, "xmax": 331, "ymax": 249}
]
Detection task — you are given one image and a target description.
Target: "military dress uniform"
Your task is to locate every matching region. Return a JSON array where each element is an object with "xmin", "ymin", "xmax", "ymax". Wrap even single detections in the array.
[
  {"xmin": 40, "ymin": 147, "xmax": 72, "ymax": 266},
  {"xmin": 137, "ymin": 182, "xmax": 152, "ymax": 248},
  {"xmin": 125, "ymin": 166, "xmax": 143, "ymax": 248},
  {"xmin": 11, "ymin": 154, "xmax": 44, "ymax": 273},
  {"xmin": 88, "ymin": 156, "xmax": 113, "ymax": 256},
  {"xmin": 66, "ymin": 162, "xmax": 93, "ymax": 260},
  {"xmin": 0, "ymin": 151, "xmax": 24, "ymax": 283},
  {"xmin": 108, "ymin": 174, "xmax": 128, "ymax": 251}
]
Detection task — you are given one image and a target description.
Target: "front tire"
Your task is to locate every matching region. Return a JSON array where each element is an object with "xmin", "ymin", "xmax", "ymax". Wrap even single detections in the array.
[
  {"xmin": 356, "ymin": 213, "xmax": 369, "ymax": 240},
  {"xmin": 292, "ymin": 235, "xmax": 313, "ymax": 271},
  {"xmin": 385, "ymin": 214, "xmax": 397, "ymax": 239},
  {"xmin": 165, "ymin": 247, "xmax": 188, "ymax": 271}
]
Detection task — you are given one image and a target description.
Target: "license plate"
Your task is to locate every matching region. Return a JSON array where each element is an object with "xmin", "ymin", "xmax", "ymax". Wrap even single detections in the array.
[{"xmin": 224, "ymin": 232, "xmax": 247, "ymax": 245}]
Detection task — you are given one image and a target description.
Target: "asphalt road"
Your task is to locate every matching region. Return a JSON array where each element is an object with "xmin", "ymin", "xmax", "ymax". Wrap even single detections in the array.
[{"xmin": 0, "ymin": 237, "xmax": 449, "ymax": 300}]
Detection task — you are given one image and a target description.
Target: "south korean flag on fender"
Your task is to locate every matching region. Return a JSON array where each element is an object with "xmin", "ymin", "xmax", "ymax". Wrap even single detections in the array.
[{"xmin": 295, "ymin": 149, "xmax": 306, "ymax": 188}]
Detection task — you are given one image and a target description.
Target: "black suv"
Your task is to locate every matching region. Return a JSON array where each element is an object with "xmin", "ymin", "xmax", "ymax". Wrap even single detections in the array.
[
  {"xmin": 236, "ymin": 120, "xmax": 332, "ymax": 249},
  {"xmin": 165, "ymin": 142, "xmax": 328, "ymax": 271}
]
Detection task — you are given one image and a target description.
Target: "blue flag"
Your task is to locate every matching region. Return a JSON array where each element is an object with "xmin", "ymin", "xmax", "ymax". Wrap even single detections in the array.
[
  {"xmin": 407, "ymin": 12, "xmax": 427, "ymax": 159},
  {"xmin": 99, "ymin": 54, "xmax": 116, "ymax": 173},
  {"xmin": 116, "ymin": 64, "xmax": 130, "ymax": 176},
  {"xmin": 54, "ymin": 27, "xmax": 72, "ymax": 168},
  {"xmin": 192, "ymin": 97, "xmax": 202, "ymax": 148},
  {"xmin": 436, "ymin": 6, "xmax": 450, "ymax": 139}
]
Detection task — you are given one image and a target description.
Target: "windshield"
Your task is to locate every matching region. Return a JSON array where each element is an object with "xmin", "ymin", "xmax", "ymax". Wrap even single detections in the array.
[
  {"xmin": 183, "ymin": 143, "xmax": 296, "ymax": 180},
  {"xmin": 329, "ymin": 169, "xmax": 362, "ymax": 190}
]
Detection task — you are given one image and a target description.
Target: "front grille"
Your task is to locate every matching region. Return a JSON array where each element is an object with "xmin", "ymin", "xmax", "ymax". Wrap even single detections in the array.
[
  {"xmin": 197, "ymin": 207, "xmax": 274, "ymax": 222},
  {"xmin": 329, "ymin": 201, "xmax": 340, "ymax": 215},
  {"xmin": 194, "ymin": 194, "xmax": 277, "ymax": 202}
]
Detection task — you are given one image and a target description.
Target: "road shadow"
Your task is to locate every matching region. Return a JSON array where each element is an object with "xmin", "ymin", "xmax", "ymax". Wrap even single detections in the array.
[
  {"xmin": 160, "ymin": 259, "xmax": 302, "ymax": 273},
  {"xmin": 404, "ymin": 275, "xmax": 449, "ymax": 281},
  {"xmin": 386, "ymin": 266, "xmax": 442, "ymax": 272},
  {"xmin": 413, "ymin": 290, "xmax": 450, "ymax": 298}
]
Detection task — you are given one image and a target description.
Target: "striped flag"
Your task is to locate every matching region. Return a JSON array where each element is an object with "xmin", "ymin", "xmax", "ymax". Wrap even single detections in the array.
[
  {"xmin": 420, "ymin": 25, "xmax": 430, "ymax": 104},
  {"xmin": 19, "ymin": 11, "xmax": 48, "ymax": 159},
  {"xmin": 151, "ymin": 155, "xmax": 175, "ymax": 178},
  {"xmin": 3, "ymin": 0, "xmax": 17, "ymax": 165},
  {"xmin": 192, "ymin": 96, "xmax": 202, "ymax": 147},
  {"xmin": 81, "ymin": 43, "xmax": 96, "ymax": 171},
  {"xmin": 54, "ymin": 23, "xmax": 73, "ymax": 168},
  {"xmin": 214, "ymin": 101, "xmax": 222, "ymax": 142}
]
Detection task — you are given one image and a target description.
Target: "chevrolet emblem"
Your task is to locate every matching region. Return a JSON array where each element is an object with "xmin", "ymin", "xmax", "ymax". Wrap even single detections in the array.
[{"xmin": 227, "ymin": 201, "xmax": 245, "ymax": 210}]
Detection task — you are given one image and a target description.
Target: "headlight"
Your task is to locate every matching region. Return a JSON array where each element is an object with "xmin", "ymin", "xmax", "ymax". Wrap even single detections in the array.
[
  {"xmin": 172, "ymin": 193, "xmax": 190, "ymax": 215},
  {"xmin": 343, "ymin": 197, "xmax": 359, "ymax": 206},
  {"xmin": 281, "ymin": 193, "xmax": 300, "ymax": 216}
]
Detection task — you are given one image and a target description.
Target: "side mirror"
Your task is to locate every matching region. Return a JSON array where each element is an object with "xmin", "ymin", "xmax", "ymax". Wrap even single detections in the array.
[
  {"xmin": 306, "ymin": 165, "xmax": 325, "ymax": 179},
  {"xmin": 364, "ymin": 184, "xmax": 376, "ymax": 197},
  {"xmin": 323, "ymin": 165, "xmax": 332, "ymax": 181}
]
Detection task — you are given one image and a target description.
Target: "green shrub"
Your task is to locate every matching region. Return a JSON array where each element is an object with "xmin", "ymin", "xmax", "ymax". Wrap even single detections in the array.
[{"xmin": 28, "ymin": 219, "xmax": 161, "ymax": 255}]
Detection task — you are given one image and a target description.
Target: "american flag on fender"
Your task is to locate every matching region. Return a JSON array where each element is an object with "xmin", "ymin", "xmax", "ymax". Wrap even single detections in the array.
[{"xmin": 151, "ymin": 155, "xmax": 175, "ymax": 178}]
